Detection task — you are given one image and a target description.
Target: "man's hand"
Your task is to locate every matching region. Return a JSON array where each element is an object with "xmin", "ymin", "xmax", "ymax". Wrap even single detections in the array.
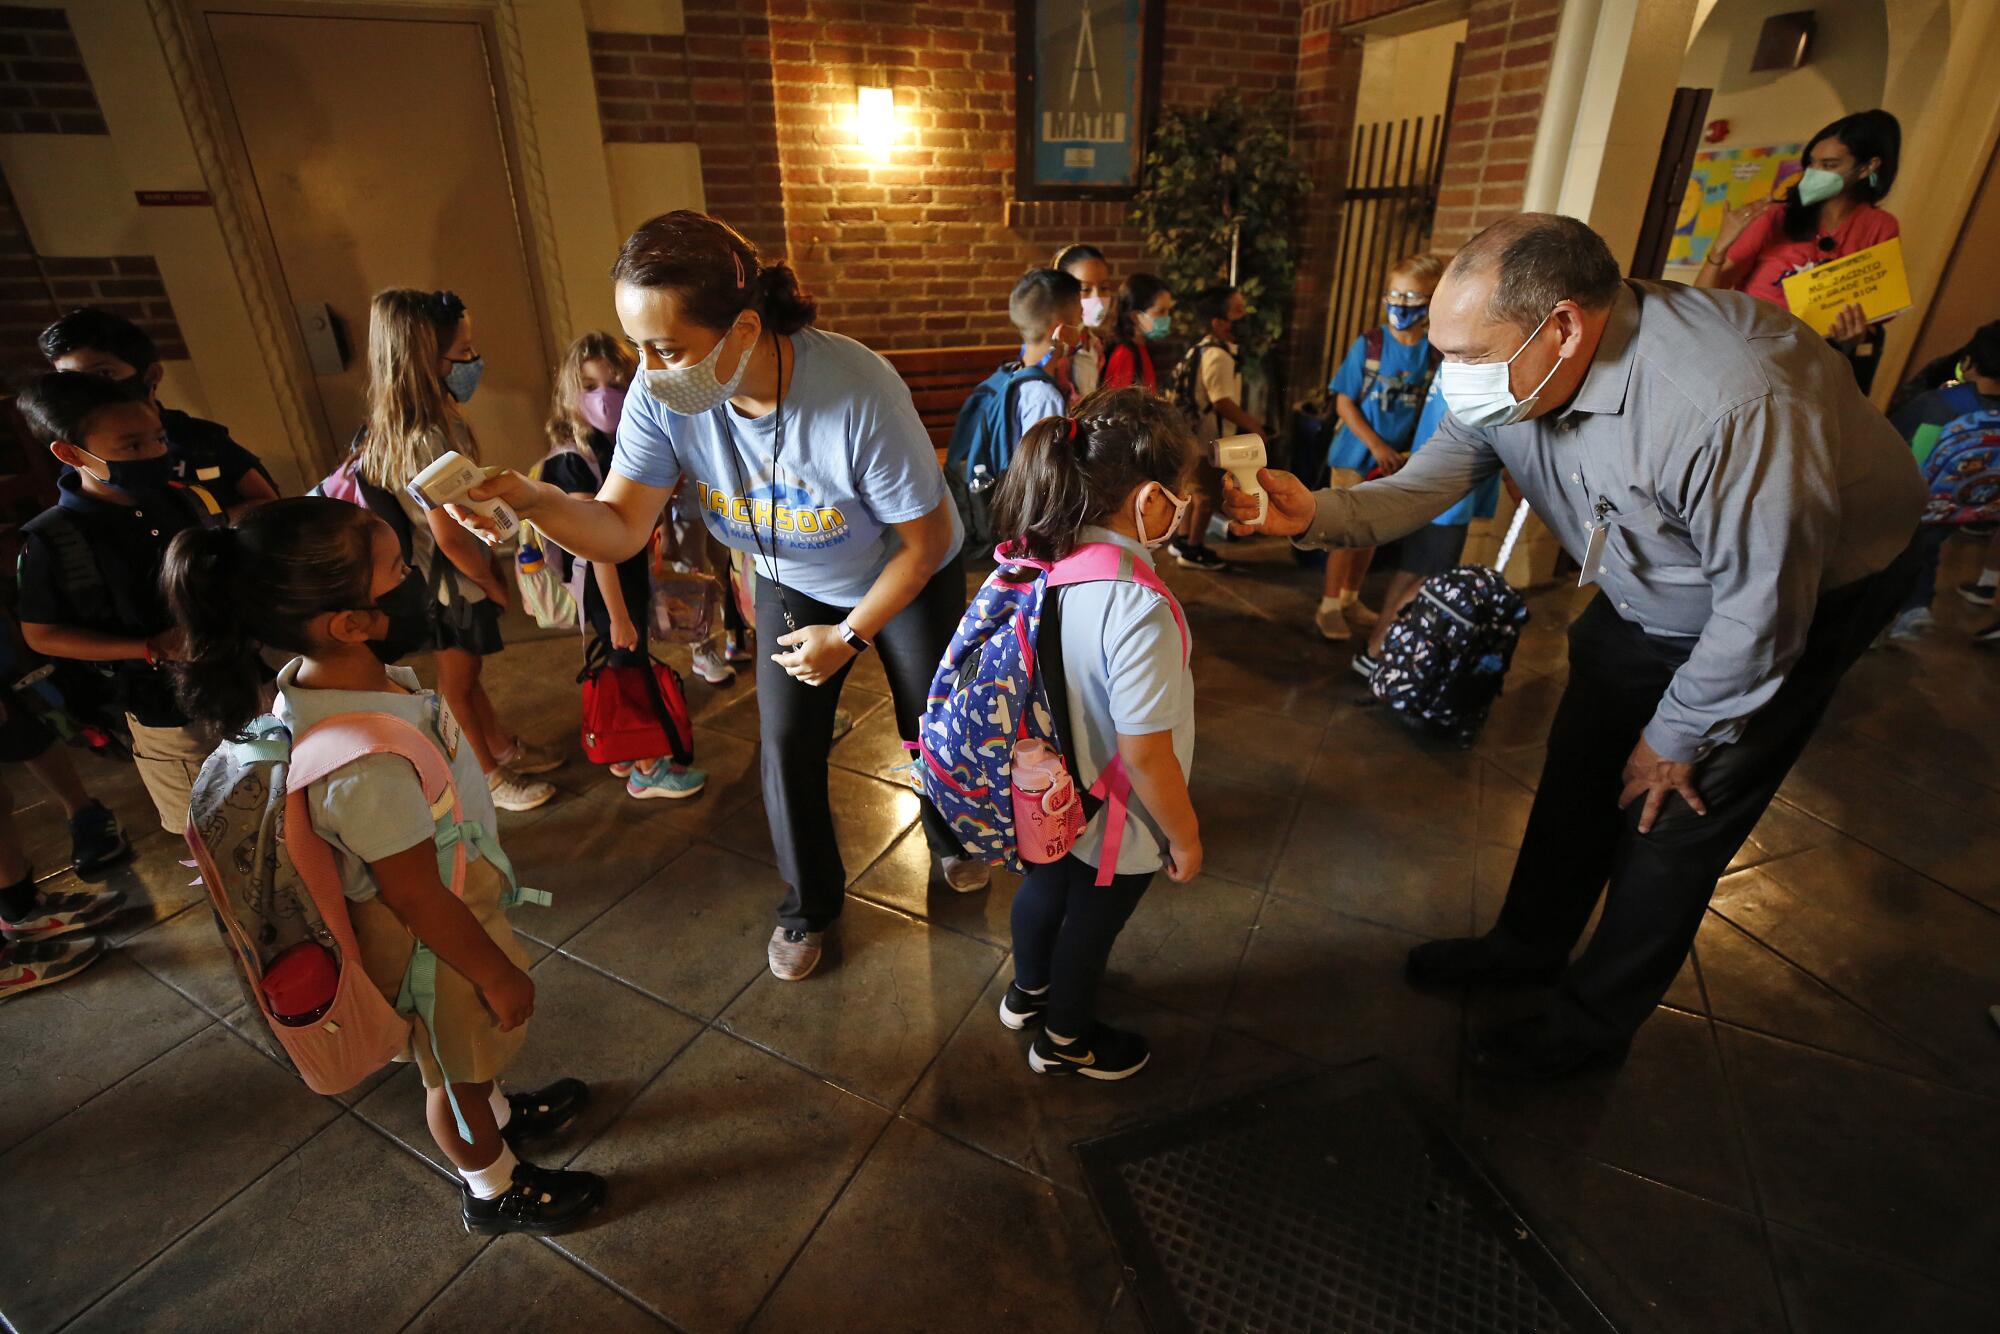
[
  {"xmin": 1221, "ymin": 467, "xmax": 1314, "ymax": 537},
  {"xmin": 1618, "ymin": 735, "xmax": 1708, "ymax": 834},
  {"xmin": 773, "ymin": 623, "xmax": 857, "ymax": 687}
]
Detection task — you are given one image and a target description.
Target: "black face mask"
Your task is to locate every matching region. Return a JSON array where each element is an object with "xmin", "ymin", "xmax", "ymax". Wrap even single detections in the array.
[{"xmin": 365, "ymin": 568, "xmax": 433, "ymax": 664}]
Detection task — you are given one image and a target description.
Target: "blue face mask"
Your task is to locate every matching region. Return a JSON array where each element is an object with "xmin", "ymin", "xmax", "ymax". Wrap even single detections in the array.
[
  {"xmin": 442, "ymin": 355, "xmax": 485, "ymax": 404},
  {"xmin": 1385, "ymin": 302, "xmax": 1429, "ymax": 332}
]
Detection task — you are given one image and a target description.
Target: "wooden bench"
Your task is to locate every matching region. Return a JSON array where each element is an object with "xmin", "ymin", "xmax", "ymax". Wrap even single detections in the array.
[{"xmin": 881, "ymin": 345, "xmax": 1016, "ymax": 462}]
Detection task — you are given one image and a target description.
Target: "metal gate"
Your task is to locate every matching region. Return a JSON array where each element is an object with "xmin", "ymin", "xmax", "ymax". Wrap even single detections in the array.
[{"xmin": 1318, "ymin": 112, "xmax": 1449, "ymax": 390}]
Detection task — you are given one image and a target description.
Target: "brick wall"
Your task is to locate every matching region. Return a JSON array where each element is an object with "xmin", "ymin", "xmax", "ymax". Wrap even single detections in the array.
[
  {"xmin": 586, "ymin": 0, "xmax": 788, "ymax": 259},
  {"xmin": 0, "ymin": 166, "xmax": 186, "ymax": 373},
  {"xmin": 588, "ymin": 0, "xmax": 1304, "ymax": 353},
  {"xmin": 0, "ymin": 3, "xmax": 105, "ymax": 135},
  {"xmin": 1430, "ymin": 0, "xmax": 1563, "ymax": 249}
]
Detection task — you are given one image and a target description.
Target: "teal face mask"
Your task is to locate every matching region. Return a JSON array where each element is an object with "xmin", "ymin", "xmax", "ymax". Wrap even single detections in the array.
[{"xmin": 1795, "ymin": 167, "xmax": 1848, "ymax": 207}]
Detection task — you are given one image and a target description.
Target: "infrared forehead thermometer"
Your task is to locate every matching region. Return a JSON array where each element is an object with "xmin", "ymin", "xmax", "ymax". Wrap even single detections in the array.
[
  {"xmin": 1212, "ymin": 434, "xmax": 1268, "ymax": 525},
  {"xmin": 407, "ymin": 451, "xmax": 519, "ymax": 546}
]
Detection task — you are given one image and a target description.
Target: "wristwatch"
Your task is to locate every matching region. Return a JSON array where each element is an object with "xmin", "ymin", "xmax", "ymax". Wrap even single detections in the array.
[{"xmin": 838, "ymin": 621, "xmax": 872, "ymax": 654}]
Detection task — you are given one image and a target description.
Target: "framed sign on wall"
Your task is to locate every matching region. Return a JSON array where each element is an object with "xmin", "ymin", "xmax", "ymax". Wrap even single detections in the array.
[{"xmin": 1014, "ymin": 0, "xmax": 1165, "ymax": 201}]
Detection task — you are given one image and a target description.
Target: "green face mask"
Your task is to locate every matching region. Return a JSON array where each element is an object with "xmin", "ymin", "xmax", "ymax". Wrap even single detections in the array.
[{"xmin": 1795, "ymin": 167, "xmax": 1848, "ymax": 207}]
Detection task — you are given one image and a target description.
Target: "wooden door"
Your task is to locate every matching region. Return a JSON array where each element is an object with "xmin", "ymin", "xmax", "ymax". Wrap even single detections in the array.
[{"xmin": 205, "ymin": 9, "xmax": 550, "ymax": 471}]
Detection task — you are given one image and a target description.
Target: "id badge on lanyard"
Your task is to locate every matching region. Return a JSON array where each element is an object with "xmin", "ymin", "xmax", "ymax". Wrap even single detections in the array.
[{"xmin": 1579, "ymin": 497, "xmax": 1612, "ymax": 587}]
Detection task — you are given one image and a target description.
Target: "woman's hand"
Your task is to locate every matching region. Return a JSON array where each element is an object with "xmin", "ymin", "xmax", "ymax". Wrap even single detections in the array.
[
  {"xmin": 1715, "ymin": 195, "xmax": 1775, "ymax": 247},
  {"xmin": 478, "ymin": 965, "xmax": 535, "ymax": 1032},
  {"xmin": 1222, "ymin": 467, "xmax": 1315, "ymax": 537},
  {"xmin": 1827, "ymin": 302, "xmax": 1871, "ymax": 345},
  {"xmin": 1164, "ymin": 837, "xmax": 1203, "ymax": 884},
  {"xmin": 772, "ymin": 623, "xmax": 857, "ymax": 687},
  {"xmin": 608, "ymin": 612, "xmax": 640, "ymax": 652},
  {"xmin": 450, "ymin": 468, "xmax": 547, "ymax": 544}
]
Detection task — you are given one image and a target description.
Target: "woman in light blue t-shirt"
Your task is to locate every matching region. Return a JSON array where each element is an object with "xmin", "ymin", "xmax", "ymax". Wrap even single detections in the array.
[{"xmin": 475, "ymin": 212, "xmax": 974, "ymax": 984}]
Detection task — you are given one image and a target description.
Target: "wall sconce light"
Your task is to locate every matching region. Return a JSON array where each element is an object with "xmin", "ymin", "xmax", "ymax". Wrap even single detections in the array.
[{"xmin": 856, "ymin": 85, "xmax": 895, "ymax": 157}]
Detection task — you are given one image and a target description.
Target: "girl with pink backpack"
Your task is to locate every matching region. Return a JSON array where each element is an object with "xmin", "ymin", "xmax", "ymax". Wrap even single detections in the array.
[
  {"xmin": 987, "ymin": 391, "xmax": 1205, "ymax": 1080},
  {"xmin": 163, "ymin": 497, "xmax": 605, "ymax": 1235}
]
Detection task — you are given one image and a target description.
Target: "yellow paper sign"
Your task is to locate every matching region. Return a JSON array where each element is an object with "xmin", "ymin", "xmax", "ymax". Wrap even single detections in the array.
[{"xmin": 1780, "ymin": 237, "xmax": 1913, "ymax": 336}]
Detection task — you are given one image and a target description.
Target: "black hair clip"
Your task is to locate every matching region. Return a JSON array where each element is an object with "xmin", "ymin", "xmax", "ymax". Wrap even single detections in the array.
[{"xmin": 429, "ymin": 289, "xmax": 466, "ymax": 319}]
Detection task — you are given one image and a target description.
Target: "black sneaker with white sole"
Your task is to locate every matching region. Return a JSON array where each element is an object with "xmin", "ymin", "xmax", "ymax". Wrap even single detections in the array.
[
  {"xmin": 1976, "ymin": 619, "xmax": 2000, "ymax": 645},
  {"xmin": 1027, "ymin": 1022, "xmax": 1150, "ymax": 1079},
  {"xmin": 1170, "ymin": 539, "xmax": 1230, "ymax": 572},
  {"xmin": 461, "ymin": 1160, "xmax": 606, "ymax": 1235},
  {"xmin": 1957, "ymin": 580, "xmax": 1998, "ymax": 607},
  {"xmin": 998, "ymin": 982, "xmax": 1048, "ymax": 1030},
  {"xmin": 499, "ymin": 1078, "xmax": 590, "ymax": 1147}
]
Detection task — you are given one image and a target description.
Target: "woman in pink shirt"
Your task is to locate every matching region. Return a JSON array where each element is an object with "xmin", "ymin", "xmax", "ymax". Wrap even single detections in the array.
[{"xmin": 1697, "ymin": 110, "xmax": 1900, "ymax": 356}]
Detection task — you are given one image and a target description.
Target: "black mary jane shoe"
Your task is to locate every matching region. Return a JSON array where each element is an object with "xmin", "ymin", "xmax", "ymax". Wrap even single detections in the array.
[
  {"xmin": 499, "ymin": 1077, "xmax": 591, "ymax": 1147},
  {"xmin": 461, "ymin": 1160, "xmax": 606, "ymax": 1236}
]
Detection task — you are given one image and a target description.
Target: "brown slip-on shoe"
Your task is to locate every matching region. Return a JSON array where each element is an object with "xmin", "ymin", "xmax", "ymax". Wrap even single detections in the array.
[{"xmin": 768, "ymin": 926, "xmax": 824, "ymax": 981}]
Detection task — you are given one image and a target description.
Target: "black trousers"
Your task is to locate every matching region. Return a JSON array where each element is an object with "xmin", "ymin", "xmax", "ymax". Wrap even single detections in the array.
[
  {"xmin": 1497, "ymin": 543, "xmax": 1920, "ymax": 1048},
  {"xmin": 757, "ymin": 556, "xmax": 967, "ymax": 931},
  {"xmin": 1010, "ymin": 853, "xmax": 1154, "ymax": 1036}
]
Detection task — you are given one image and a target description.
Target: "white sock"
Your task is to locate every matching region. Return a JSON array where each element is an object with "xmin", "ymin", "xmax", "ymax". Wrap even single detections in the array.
[
  {"xmin": 1980, "ymin": 569, "xmax": 1999, "ymax": 588},
  {"xmin": 488, "ymin": 1084, "xmax": 511, "ymax": 1130},
  {"xmin": 1318, "ymin": 596, "xmax": 1341, "ymax": 613},
  {"xmin": 1046, "ymin": 1028, "xmax": 1076, "ymax": 1045},
  {"xmin": 1338, "ymin": 591, "xmax": 1358, "ymax": 607},
  {"xmin": 1015, "ymin": 980, "xmax": 1049, "ymax": 996},
  {"xmin": 460, "ymin": 1144, "xmax": 519, "ymax": 1199}
]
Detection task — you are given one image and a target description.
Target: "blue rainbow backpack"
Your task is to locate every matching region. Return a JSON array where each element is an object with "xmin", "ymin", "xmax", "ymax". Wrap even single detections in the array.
[
  {"xmin": 1913, "ymin": 384, "xmax": 2000, "ymax": 526},
  {"xmin": 912, "ymin": 542, "xmax": 1187, "ymax": 886}
]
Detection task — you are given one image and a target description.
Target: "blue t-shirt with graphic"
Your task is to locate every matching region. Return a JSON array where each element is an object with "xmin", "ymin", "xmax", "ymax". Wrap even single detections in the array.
[
  {"xmin": 612, "ymin": 326, "xmax": 964, "ymax": 606},
  {"xmin": 1326, "ymin": 329, "xmax": 1436, "ymax": 472},
  {"xmin": 1410, "ymin": 379, "xmax": 1502, "ymax": 527}
]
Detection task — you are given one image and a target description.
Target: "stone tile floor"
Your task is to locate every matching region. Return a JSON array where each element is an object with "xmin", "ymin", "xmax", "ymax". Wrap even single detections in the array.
[{"xmin": 4, "ymin": 534, "xmax": 1997, "ymax": 1333}]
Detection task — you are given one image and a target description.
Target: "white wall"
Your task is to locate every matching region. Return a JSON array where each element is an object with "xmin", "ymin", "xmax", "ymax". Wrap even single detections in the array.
[{"xmin": 1680, "ymin": 0, "xmax": 1895, "ymax": 153}]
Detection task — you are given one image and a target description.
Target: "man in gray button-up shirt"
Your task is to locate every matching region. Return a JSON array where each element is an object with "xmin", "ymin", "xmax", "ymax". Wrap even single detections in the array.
[{"xmin": 1229, "ymin": 214, "xmax": 1922, "ymax": 1078}]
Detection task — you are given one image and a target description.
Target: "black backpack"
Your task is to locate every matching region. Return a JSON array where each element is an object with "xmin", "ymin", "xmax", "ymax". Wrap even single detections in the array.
[
  {"xmin": 1369, "ymin": 503, "xmax": 1533, "ymax": 747},
  {"xmin": 1164, "ymin": 338, "xmax": 1236, "ymax": 431}
]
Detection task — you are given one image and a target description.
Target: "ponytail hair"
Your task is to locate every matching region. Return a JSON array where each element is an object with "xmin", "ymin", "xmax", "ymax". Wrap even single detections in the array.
[
  {"xmin": 990, "ymin": 386, "xmax": 1194, "ymax": 572},
  {"xmin": 611, "ymin": 210, "xmax": 817, "ymax": 335},
  {"xmin": 162, "ymin": 497, "xmax": 380, "ymax": 736}
]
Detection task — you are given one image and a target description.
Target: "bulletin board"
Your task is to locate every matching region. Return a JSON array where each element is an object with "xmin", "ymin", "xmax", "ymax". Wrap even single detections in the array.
[{"xmin": 1666, "ymin": 143, "xmax": 1804, "ymax": 269}]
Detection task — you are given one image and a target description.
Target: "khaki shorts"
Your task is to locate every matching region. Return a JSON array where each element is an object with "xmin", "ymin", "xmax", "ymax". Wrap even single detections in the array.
[
  {"xmin": 126, "ymin": 715, "xmax": 213, "ymax": 833},
  {"xmin": 351, "ymin": 853, "xmax": 529, "ymax": 1089}
]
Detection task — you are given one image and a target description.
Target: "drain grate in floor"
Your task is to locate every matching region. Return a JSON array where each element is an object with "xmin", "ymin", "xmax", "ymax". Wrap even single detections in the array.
[{"xmin": 1076, "ymin": 1063, "xmax": 1615, "ymax": 1334}]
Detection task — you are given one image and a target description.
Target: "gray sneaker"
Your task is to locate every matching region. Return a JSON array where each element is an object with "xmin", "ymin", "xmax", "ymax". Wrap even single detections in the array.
[
  {"xmin": 489, "ymin": 768, "xmax": 557, "ymax": 813},
  {"xmin": 767, "ymin": 927, "xmax": 824, "ymax": 981}
]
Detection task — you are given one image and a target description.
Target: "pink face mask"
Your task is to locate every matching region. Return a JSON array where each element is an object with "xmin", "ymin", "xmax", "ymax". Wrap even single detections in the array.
[{"xmin": 579, "ymin": 384, "xmax": 627, "ymax": 435}]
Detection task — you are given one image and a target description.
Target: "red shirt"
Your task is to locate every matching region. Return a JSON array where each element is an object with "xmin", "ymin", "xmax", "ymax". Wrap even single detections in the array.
[
  {"xmin": 1101, "ymin": 340, "xmax": 1156, "ymax": 391},
  {"xmin": 1725, "ymin": 202, "xmax": 1900, "ymax": 309}
]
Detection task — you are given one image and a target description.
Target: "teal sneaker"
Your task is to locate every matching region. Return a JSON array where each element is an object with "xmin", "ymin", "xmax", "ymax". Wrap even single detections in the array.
[{"xmin": 626, "ymin": 762, "xmax": 707, "ymax": 801}]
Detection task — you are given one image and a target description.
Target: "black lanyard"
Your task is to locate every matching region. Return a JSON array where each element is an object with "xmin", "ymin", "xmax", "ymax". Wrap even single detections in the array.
[{"xmin": 719, "ymin": 333, "xmax": 796, "ymax": 631}]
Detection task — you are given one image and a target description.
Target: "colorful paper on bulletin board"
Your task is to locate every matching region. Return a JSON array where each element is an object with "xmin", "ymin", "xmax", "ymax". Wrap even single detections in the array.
[
  {"xmin": 1779, "ymin": 237, "xmax": 1913, "ymax": 336},
  {"xmin": 1666, "ymin": 144, "xmax": 1804, "ymax": 268}
]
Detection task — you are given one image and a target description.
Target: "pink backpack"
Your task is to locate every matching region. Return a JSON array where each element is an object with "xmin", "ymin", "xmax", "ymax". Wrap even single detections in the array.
[{"xmin": 184, "ymin": 710, "xmax": 545, "ymax": 1139}]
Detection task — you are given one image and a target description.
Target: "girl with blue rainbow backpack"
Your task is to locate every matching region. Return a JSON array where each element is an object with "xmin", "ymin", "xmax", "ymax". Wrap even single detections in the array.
[{"xmin": 920, "ymin": 389, "xmax": 1202, "ymax": 1081}]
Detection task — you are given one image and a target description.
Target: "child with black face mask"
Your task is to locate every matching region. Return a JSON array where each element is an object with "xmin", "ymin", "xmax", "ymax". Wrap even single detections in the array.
[
  {"xmin": 162, "ymin": 496, "xmax": 606, "ymax": 1235},
  {"xmin": 13, "ymin": 371, "xmax": 229, "ymax": 833}
]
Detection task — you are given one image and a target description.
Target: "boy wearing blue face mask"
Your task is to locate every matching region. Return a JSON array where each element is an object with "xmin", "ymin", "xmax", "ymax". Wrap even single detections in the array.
[
  {"xmin": 1316, "ymin": 253, "xmax": 1446, "ymax": 641},
  {"xmin": 13, "ymin": 372, "xmax": 229, "ymax": 832}
]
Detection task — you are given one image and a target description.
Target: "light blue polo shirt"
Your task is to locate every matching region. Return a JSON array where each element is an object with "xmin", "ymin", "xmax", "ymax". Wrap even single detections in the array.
[
  {"xmin": 611, "ymin": 326, "xmax": 963, "ymax": 607},
  {"xmin": 1054, "ymin": 527, "xmax": 1196, "ymax": 876}
]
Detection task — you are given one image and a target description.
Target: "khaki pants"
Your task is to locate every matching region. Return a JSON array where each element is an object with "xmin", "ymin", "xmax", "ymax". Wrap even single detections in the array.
[
  {"xmin": 126, "ymin": 715, "xmax": 213, "ymax": 833},
  {"xmin": 350, "ymin": 854, "xmax": 528, "ymax": 1088}
]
